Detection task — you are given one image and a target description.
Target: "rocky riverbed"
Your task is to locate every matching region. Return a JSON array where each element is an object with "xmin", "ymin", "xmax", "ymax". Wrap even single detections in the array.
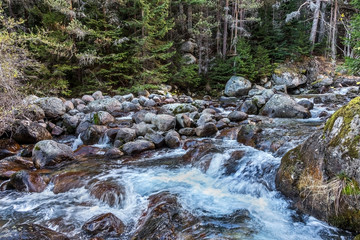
[{"xmin": 1, "ymin": 71, "xmax": 360, "ymax": 239}]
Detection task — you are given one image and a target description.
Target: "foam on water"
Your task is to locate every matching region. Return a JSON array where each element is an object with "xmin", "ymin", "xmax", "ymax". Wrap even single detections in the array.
[{"xmin": 0, "ymin": 138, "xmax": 353, "ymax": 239}]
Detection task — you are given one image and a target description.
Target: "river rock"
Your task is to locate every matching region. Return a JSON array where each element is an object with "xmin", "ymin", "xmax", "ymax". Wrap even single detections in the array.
[
  {"xmin": 82, "ymin": 95, "xmax": 94, "ymax": 103},
  {"xmin": 81, "ymin": 125, "xmax": 108, "ymax": 145},
  {"xmin": 297, "ymin": 99, "xmax": 314, "ymax": 110},
  {"xmin": 76, "ymin": 114, "xmax": 93, "ymax": 135},
  {"xmin": 86, "ymin": 98, "xmax": 122, "ymax": 113},
  {"xmin": 92, "ymin": 91, "xmax": 104, "ymax": 100},
  {"xmin": 9, "ymin": 170, "xmax": 47, "ymax": 193},
  {"xmin": 237, "ymin": 125, "xmax": 262, "ymax": 147},
  {"xmin": 272, "ymin": 67, "xmax": 307, "ymax": 89},
  {"xmin": 178, "ymin": 128, "xmax": 195, "ymax": 136},
  {"xmin": 105, "ymin": 148, "xmax": 124, "ymax": 159},
  {"xmin": 13, "ymin": 121, "xmax": 52, "ymax": 144},
  {"xmin": 224, "ymin": 76, "xmax": 252, "ymax": 97},
  {"xmin": 176, "ymin": 114, "xmax": 193, "ymax": 128},
  {"xmin": 122, "ymin": 140, "xmax": 155, "ymax": 155},
  {"xmin": 0, "ymin": 139, "xmax": 20, "ymax": 160},
  {"xmin": 239, "ymin": 100, "xmax": 258, "ymax": 115},
  {"xmin": 144, "ymin": 99, "xmax": 156, "ymax": 107},
  {"xmin": 260, "ymin": 94, "xmax": 311, "ymax": 118},
  {"xmin": 0, "ymin": 224, "xmax": 70, "ymax": 240},
  {"xmin": 115, "ymin": 128, "xmax": 136, "ymax": 143},
  {"xmin": 131, "ymin": 192, "xmax": 198, "ymax": 239},
  {"xmin": 195, "ymin": 122, "xmax": 218, "ymax": 137},
  {"xmin": 122, "ymin": 101, "xmax": 140, "ymax": 112},
  {"xmin": 145, "ymin": 132, "xmax": 165, "ymax": 148},
  {"xmin": 165, "ymin": 130, "xmax": 181, "ymax": 149},
  {"xmin": 32, "ymin": 140, "xmax": 75, "ymax": 169},
  {"xmin": 0, "ymin": 156, "xmax": 33, "ymax": 178},
  {"xmin": 92, "ymin": 111, "xmax": 114, "ymax": 125},
  {"xmin": 82, "ymin": 213, "xmax": 125, "ymax": 237},
  {"xmin": 88, "ymin": 180, "xmax": 126, "ymax": 207},
  {"xmin": 312, "ymin": 74, "xmax": 333, "ymax": 88},
  {"xmin": 64, "ymin": 100, "xmax": 74, "ymax": 112},
  {"xmin": 35, "ymin": 97, "xmax": 66, "ymax": 118},
  {"xmin": 52, "ymin": 171, "xmax": 88, "ymax": 194},
  {"xmin": 197, "ymin": 113, "xmax": 214, "ymax": 126},
  {"xmin": 152, "ymin": 114, "xmax": 176, "ymax": 131},
  {"xmin": 63, "ymin": 114, "xmax": 79, "ymax": 133},
  {"xmin": 144, "ymin": 112, "xmax": 156, "ymax": 123},
  {"xmin": 276, "ymin": 97, "xmax": 360, "ymax": 232},
  {"xmin": 227, "ymin": 111, "xmax": 248, "ymax": 122},
  {"xmin": 160, "ymin": 103, "xmax": 197, "ymax": 115},
  {"xmin": 132, "ymin": 110, "xmax": 149, "ymax": 124},
  {"xmin": 133, "ymin": 122, "xmax": 151, "ymax": 136}
]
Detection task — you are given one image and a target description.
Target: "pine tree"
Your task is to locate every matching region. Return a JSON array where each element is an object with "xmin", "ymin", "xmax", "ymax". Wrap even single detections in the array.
[{"xmin": 134, "ymin": 0, "xmax": 175, "ymax": 85}]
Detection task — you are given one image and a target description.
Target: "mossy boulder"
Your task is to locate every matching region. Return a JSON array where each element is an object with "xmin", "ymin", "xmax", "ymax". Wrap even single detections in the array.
[
  {"xmin": 276, "ymin": 97, "xmax": 360, "ymax": 232},
  {"xmin": 272, "ymin": 65, "xmax": 307, "ymax": 89}
]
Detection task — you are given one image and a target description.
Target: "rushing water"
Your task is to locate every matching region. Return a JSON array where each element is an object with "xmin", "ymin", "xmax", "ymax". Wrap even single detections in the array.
[{"xmin": 0, "ymin": 101, "xmax": 355, "ymax": 239}]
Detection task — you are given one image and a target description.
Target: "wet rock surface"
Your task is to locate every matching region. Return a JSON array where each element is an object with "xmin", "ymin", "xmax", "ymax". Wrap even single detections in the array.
[{"xmin": 82, "ymin": 213, "xmax": 125, "ymax": 238}]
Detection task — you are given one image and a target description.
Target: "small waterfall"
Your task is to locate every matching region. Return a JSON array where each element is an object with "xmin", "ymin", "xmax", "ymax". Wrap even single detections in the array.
[
  {"xmin": 71, "ymin": 134, "xmax": 83, "ymax": 151},
  {"xmin": 92, "ymin": 134, "xmax": 110, "ymax": 148}
]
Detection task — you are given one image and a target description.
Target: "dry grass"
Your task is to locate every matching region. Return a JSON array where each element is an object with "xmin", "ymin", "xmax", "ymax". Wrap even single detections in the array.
[{"xmin": 298, "ymin": 173, "xmax": 346, "ymax": 216}]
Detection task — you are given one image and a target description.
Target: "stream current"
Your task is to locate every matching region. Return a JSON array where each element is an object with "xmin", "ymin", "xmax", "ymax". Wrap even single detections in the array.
[{"xmin": 0, "ymin": 101, "xmax": 354, "ymax": 240}]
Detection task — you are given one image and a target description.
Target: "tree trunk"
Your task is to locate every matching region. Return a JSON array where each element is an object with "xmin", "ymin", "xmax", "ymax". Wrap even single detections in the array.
[
  {"xmin": 222, "ymin": 0, "xmax": 229, "ymax": 59},
  {"xmin": 331, "ymin": 0, "xmax": 338, "ymax": 61},
  {"xmin": 309, "ymin": 0, "xmax": 321, "ymax": 47},
  {"xmin": 233, "ymin": 0, "xmax": 239, "ymax": 54},
  {"xmin": 188, "ymin": 4, "xmax": 193, "ymax": 32},
  {"xmin": 179, "ymin": 3, "xmax": 185, "ymax": 33},
  {"xmin": 318, "ymin": 2, "xmax": 326, "ymax": 43},
  {"xmin": 216, "ymin": 0, "xmax": 222, "ymax": 56}
]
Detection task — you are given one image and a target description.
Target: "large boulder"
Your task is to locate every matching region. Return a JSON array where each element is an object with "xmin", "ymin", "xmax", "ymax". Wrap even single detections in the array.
[
  {"xmin": 276, "ymin": 97, "xmax": 360, "ymax": 232},
  {"xmin": 13, "ymin": 121, "xmax": 52, "ymax": 144},
  {"xmin": 311, "ymin": 74, "xmax": 334, "ymax": 88},
  {"xmin": 122, "ymin": 140, "xmax": 155, "ymax": 155},
  {"xmin": 260, "ymin": 94, "xmax": 311, "ymax": 119},
  {"xmin": 9, "ymin": 170, "xmax": 47, "ymax": 193},
  {"xmin": 82, "ymin": 213, "xmax": 124, "ymax": 238},
  {"xmin": 152, "ymin": 114, "xmax": 176, "ymax": 131},
  {"xmin": 272, "ymin": 66, "xmax": 307, "ymax": 89},
  {"xmin": 165, "ymin": 130, "xmax": 181, "ymax": 149},
  {"xmin": 81, "ymin": 125, "xmax": 108, "ymax": 145},
  {"xmin": 195, "ymin": 122, "xmax": 218, "ymax": 137},
  {"xmin": 85, "ymin": 98, "xmax": 122, "ymax": 113},
  {"xmin": 35, "ymin": 97, "xmax": 66, "ymax": 118},
  {"xmin": 224, "ymin": 76, "xmax": 252, "ymax": 97},
  {"xmin": 160, "ymin": 103, "xmax": 197, "ymax": 115},
  {"xmin": 92, "ymin": 111, "xmax": 114, "ymax": 125},
  {"xmin": 181, "ymin": 40, "xmax": 196, "ymax": 53},
  {"xmin": 131, "ymin": 192, "xmax": 198, "ymax": 239},
  {"xmin": 115, "ymin": 128, "xmax": 136, "ymax": 143},
  {"xmin": 227, "ymin": 111, "xmax": 248, "ymax": 122},
  {"xmin": 32, "ymin": 140, "xmax": 75, "ymax": 168},
  {"xmin": 62, "ymin": 114, "xmax": 80, "ymax": 133}
]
